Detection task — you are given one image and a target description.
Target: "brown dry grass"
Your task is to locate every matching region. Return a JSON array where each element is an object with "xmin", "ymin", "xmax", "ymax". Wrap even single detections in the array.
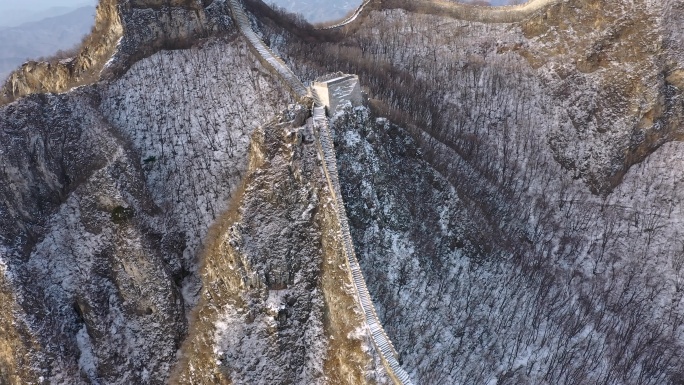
[
  {"xmin": 168, "ymin": 165, "xmax": 252, "ymax": 385},
  {"xmin": 319, "ymin": 194, "xmax": 378, "ymax": 384},
  {"xmin": 0, "ymin": 274, "xmax": 40, "ymax": 385}
]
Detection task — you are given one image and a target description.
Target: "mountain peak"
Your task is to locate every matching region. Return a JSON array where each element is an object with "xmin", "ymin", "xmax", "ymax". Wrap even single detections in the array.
[{"xmin": 1, "ymin": 0, "xmax": 236, "ymax": 104}]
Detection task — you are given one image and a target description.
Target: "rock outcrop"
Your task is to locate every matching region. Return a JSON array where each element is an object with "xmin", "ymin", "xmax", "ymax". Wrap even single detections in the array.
[
  {"xmin": 3, "ymin": 0, "xmax": 684, "ymax": 384},
  {"xmin": 0, "ymin": 0, "xmax": 235, "ymax": 104}
]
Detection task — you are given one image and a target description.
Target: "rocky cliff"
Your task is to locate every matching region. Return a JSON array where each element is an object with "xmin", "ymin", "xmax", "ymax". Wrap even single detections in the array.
[
  {"xmin": 0, "ymin": 15, "xmax": 298, "ymax": 382},
  {"xmin": 2, "ymin": 0, "xmax": 684, "ymax": 384},
  {"xmin": 0, "ymin": 1, "xmax": 397, "ymax": 382},
  {"xmin": 1, "ymin": 0, "xmax": 236, "ymax": 104}
]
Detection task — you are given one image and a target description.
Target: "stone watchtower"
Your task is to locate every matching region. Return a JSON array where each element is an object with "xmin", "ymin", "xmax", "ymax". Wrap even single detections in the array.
[{"xmin": 311, "ymin": 72, "xmax": 363, "ymax": 115}]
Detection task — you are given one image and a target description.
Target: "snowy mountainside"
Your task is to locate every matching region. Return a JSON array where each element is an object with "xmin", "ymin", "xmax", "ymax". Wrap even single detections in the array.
[
  {"xmin": 259, "ymin": 0, "xmax": 684, "ymax": 383},
  {"xmin": 2, "ymin": 0, "xmax": 684, "ymax": 384},
  {"xmin": 171, "ymin": 106, "xmax": 391, "ymax": 384},
  {"xmin": 271, "ymin": 0, "xmax": 680, "ymax": 193},
  {"xmin": 101, "ymin": 39, "xmax": 294, "ymax": 308},
  {"xmin": 0, "ymin": 86, "xmax": 186, "ymax": 385},
  {"xmin": 0, "ymin": 33, "xmax": 293, "ymax": 383},
  {"xmin": 334, "ymin": 104, "xmax": 684, "ymax": 384}
]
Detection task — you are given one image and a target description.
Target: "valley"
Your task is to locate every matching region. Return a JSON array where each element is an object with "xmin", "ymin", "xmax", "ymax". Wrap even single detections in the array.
[{"xmin": 0, "ymin": 0, "xmax": 683, "ymax": 384}]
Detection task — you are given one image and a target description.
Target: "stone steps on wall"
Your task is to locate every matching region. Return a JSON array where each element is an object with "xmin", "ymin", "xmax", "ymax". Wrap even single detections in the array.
[
  {"xmin": 225, "ymin": 0, "xmax": 413, "ymax": 379},
  {"xmin": 313, "ymin": 105, "xmax": 414, "ymax": 385},
  {"xmin": 228, "ymin": 0, "xmax": 308, "ymax": 98}
]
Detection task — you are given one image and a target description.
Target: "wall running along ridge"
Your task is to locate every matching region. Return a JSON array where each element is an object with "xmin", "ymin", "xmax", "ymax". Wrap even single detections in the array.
[
  {"xmin": 228, "ymin": 0, "xmax": 308, "ymax": 98},
  {"xmin": 313, "ymin": 106, "xmax": 414, "ymax": 385},
  {"xmin": 317, "ymin": 0, "xmax": 562, "ymax": 29},
  {"xmin": 315, "ymin": 0, "xmax": 373, "ymax": 30},
  {"xmin": 226, "ymin": 0, "xmax": 413, "ymax": 382}
]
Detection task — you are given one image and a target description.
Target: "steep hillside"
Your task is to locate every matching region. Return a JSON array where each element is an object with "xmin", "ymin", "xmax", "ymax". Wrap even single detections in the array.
[
  {"xmin": 0, "ymin": 1, "xmax": 395, "ymax": 383},
  {"xmin": 333, "ymin": 105, "xmax": 684, "ymax": 384},
  {"xmin": 0, "ymin": 0, "xmax": 236, "ymax": 104},
  {"xmin": 266, "ymin": 0, "xmax": 682, "ymax": 193},
  {"xmin": 259, "ymin": 0, "xmax": 684, "ymax": 383},
  {"xmin": 0, "ymin": 28, "xmax": 295, "ymax": 383},
  {"xmin": 0, "ymin": 6, "xmax": 96, "ymax": 82},
  {"xmin": 2, "ymin": 0, "xmax": 684, "ymax": 384},
  {"xmin": 171, "ymin": 106, "xmax": 390, "ymax": 385}
]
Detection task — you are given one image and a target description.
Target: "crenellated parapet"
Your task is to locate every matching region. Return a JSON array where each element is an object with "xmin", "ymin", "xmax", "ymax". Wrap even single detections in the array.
[
  {"xmin": 228, "ymin": 0, "xmax": 309, "ymax": 99},
  {"xmin": 312, "ymin": 101, "xmax": 414, "ymax": 384}
]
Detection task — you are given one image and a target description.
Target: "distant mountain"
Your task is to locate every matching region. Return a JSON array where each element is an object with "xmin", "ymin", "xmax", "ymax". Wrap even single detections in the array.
[
  {"xmin": 0, "ymin": 0, "xmax": 96, "ymax": 26},
  {"xmin": 0, "ymin": 2, "xmax": 93, "ymax": 29},
  {"xmin": 0, "ymin": 6, "xmax": 95, "ymax": 82}
]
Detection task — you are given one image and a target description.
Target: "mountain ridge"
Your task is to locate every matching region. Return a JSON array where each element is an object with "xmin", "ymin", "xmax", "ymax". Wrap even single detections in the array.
[
  {"xmin": 0, "ymin": 6, "xmax": 96, "ymax": 83},
  {"xmin": 1, "ymin": 0, "xmax": 684, "ymax": 384}
]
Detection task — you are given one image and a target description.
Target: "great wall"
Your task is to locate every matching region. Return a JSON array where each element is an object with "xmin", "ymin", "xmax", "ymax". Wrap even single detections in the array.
[
  {"xmin": 0, "ymin": 0, "xmax": 562, "ymax": 104},
  {"xmin": 314, "ymin": 0, "xmax": 562, "ymax": 29},
  {"xmin": 0, "ymin": 0, "xmax": 678, "ymax": 383},
  {"xmin": 226, "ymin": 0, "xmax": 564, "ymax": 383},
  {"xmin": 311, "ymin": 105, "xmax": 414, "ymax": 385},
  {"xmin": 228, "ymin": 0, "xmax": 415, "ymax": 383},
  {"xmin": 229, "ymin": 0, "xmax": 308, "ymax": 98},
  {"xmin": 315, "ymin": 0, "xmax": 372, "ymax": 30}
]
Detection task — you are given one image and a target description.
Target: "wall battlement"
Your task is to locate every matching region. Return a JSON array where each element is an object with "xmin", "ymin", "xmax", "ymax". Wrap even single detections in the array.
[{"xmin": 312, "ymin": 72, "xmax": 363, "ymax": 116}]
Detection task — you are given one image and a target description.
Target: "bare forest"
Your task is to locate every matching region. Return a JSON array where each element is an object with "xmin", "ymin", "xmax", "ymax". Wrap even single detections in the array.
[
  {"xmin": 1, "ymin": 0, "xmax": 684, "ymax": 384},
  {"xmin": 255, "ymin": 0, "xmax": 684, "ymax": 383}
]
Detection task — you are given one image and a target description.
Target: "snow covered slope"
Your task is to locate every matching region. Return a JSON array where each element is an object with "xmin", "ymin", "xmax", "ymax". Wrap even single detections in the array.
[
  {"xmin": 3, "ymin": 0, "xmax": 684, "ymax": 384},
  {"xmin": 0, "ymin": 31, "xmax": 293, "ymax": 383},
  {"xmin": 171, "ymin": 105, "xmax": 391, "ymax": 385},
  {"xmin": 261, "ymin": 0, "xmax": 684, "ymax": 383}
]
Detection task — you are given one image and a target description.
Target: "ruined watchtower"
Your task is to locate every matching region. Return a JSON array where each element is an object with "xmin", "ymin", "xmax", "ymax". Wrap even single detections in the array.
[{"xmin": 311, "ymin": 72, "xmax": 363, "ymax": 115}]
